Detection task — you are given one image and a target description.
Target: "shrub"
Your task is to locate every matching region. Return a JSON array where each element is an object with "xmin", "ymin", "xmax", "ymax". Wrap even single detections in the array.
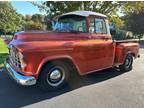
[{"xmin": 24, "ymin": 21, "xmax": 44, "ymax": 31}]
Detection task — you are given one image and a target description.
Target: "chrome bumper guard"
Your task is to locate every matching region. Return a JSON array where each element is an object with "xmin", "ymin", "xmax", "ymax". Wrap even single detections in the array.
[{"xmin": 5, "ymin": 58, "xmax": 36, "ymax": 86}]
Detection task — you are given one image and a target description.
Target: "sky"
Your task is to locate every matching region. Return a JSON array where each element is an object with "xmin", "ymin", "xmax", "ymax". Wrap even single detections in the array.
[{"xmin": 11, "ymin": 1, "xmax": 46, "ymax": 15}]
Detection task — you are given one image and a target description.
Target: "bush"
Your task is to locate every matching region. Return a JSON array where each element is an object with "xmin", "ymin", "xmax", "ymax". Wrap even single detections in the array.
[{"xmin": 24, "ymin": 21, "xmax": 44, "ymax": 31}]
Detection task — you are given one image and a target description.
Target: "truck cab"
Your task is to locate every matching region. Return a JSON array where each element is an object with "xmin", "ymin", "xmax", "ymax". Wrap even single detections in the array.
[{"xmin": 5, "ymin": 11, "xmax": 140, "ymax": 91}]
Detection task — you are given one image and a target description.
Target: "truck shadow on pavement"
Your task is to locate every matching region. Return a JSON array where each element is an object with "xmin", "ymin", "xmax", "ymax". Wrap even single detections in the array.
[{"xmin": 0, "ymin": 68, "xmax": 128, "ymax": 108}]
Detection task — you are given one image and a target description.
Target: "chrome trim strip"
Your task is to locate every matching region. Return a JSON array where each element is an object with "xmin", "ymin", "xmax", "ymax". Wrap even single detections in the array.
[{"xmin": 5, "ymin": 58, "xmax": 36, "ymax": 86}]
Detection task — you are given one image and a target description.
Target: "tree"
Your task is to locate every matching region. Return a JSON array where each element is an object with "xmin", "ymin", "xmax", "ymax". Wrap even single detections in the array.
[
  {"xmin": 109, "ymin": 16, "xmax": 124, "ymax": 29},
  {"xmin": 32, "ymin": 1, "xmax": 125, "ymax": 30},
  {"xmin": 32, "ymin": 1, "xmax": 124, "ymax": 19},
  {"xmin": 25, "ymin": 14, "xmax": 32, "ymax": 21},
  {"xmin": 122, "ymin": 1, "xmax": 144, "ymax": 14},
  {"xmin": 122, "ymin": 2, "xmax": 144, "ymax": 39},
  {"xmin": 32, "ymin": 14, "xmax": 45, "ymax": 23},
  {"xmin": 0, "ymin": 2, "xmax": 24, "ymax": 35},
  {"xmin": 125, "ymin": 11, "xmax": 144, "ymax": 40},
  {"xmin": 24, "ymin": 21, "xmax": 43, "ymax": 31},
  {"xmin": 24, "ymin": 14, "xmax": 46, "ymax": 31}
]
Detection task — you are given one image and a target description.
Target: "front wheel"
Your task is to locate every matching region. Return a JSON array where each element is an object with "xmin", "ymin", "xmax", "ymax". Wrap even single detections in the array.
[
  {"xmin": 37, "ymin": 61, "xmax": 70, "ymax": 91},
  {"xmin": 119, "ymin": 54, "xmax": 133, "ymax": 72}
]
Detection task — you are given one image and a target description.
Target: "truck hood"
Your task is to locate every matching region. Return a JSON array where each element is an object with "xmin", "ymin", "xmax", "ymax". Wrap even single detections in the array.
[
  {"xmin": 8, "ymin": 31, "xmax": 88, "ymax": 52},
  {"xmin": 13, "ymin": 31, "xmax": 84, "ymax": 41}
]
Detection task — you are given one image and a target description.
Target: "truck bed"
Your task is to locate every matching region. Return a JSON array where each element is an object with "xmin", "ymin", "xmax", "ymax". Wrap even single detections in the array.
[{"xmin": 115, "ymin": 39, "xmax": 139, "ymax": 43}]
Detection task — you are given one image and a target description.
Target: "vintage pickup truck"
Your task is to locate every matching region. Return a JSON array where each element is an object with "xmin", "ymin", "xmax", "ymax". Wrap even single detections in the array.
[{"xmin": 5, "ymin": 11, "xmax": 140, "ymax": 91}]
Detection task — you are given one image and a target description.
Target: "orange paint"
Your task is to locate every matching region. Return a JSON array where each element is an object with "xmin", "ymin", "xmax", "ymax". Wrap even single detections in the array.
[{"xmin": 7, "ymin": 12, "xmax": 140, "ymax": 79}]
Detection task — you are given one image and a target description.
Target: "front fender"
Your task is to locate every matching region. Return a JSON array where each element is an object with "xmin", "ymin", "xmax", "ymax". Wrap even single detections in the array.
[{"xmin": 36, "ymin": 55, "xmax": 80, "ymax": 78}]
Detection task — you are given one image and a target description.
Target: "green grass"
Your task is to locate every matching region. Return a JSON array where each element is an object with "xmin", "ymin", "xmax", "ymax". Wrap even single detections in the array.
[{"xmin": 0, "ymin": 38, "xmax": 8, "ymax": 68}]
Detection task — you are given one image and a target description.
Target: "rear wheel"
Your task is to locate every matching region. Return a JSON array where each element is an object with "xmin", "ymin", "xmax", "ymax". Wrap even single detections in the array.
[
  {"xmin": 37, "ymin": 61, "xmax": 70, "ymax": 91},
  {"xmin": 119, "ymin": 54, "xmax": 133, "ymax": 72}
]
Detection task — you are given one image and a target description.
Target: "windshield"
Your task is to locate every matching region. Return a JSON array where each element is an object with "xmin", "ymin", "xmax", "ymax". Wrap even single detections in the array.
[{"xmin": 53, "ymin": 15, "xmax": 87, "ymax": 33}]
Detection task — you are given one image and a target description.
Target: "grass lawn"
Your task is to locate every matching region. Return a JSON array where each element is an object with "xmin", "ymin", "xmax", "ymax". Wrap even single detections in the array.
[{"xmin": 0, "ymin": 38, "xmax": 8, "ymax": 68}]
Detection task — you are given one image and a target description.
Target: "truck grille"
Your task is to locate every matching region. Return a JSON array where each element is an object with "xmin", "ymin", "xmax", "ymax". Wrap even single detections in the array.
[{"xmin": 9, "ymin": 46, "xmax": 21, "ymax": 69}]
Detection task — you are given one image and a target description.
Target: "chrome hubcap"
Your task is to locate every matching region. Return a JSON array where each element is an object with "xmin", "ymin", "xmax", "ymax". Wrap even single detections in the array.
[
  {"xmin": 47, "ymin": 67, "xmax": 65, "ymax": 87},
  {"xmin": 125, "ymin": 59, "xmax": 129, "ymax": 66},
  {"xmin": 50, "ymin": 69, "xmax": 61, "ymax": 81}
]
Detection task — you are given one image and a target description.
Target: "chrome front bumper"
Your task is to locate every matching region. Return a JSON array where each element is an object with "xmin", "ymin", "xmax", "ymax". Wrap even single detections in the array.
[{"xmin": 5, "ymin": 58, "xmax": 36, "ymax": 86}]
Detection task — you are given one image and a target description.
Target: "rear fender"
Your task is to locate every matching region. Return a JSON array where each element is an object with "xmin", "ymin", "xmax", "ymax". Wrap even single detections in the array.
[
  {"xmin": 115, "ymin": 45, "xmax": 137, "ymax": 65},
  {"xmin": 123, "ymin": 51, "xmax": 135, "ymax": 62}
]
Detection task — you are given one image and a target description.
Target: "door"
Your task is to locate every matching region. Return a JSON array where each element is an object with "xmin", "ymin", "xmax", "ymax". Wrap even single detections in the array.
[{"xmin": 86, "ymin": 17, "xmax": 115, "ymax": 73}]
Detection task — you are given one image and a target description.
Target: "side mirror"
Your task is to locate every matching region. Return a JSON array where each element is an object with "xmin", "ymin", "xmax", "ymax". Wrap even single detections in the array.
[
  {"xmin": 110, "ymin": 23, "xmax": 116, "ymax": 35},
  {"xmin": 110, "ymin": 28, "xmax": 116, "ymax": 35}
]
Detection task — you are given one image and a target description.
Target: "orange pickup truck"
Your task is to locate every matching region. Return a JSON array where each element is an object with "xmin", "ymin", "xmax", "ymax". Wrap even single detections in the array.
[{"xmin": 5, "ymin": 11, "xmax": 140, "ymax": 91}]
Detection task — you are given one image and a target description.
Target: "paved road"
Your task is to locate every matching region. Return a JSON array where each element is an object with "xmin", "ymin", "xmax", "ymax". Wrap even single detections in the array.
[{"xmin": 0, "ymin": 49, "xmax": 144, "ymax": 108}]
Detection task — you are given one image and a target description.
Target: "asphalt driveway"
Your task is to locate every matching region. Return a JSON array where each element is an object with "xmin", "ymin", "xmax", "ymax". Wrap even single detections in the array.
[{"xmin": 0, "ymin": 49, "xmax": 144, "ymax": 108}]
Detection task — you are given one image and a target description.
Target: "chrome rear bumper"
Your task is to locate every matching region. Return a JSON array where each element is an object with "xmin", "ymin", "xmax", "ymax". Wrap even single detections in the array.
[{"xmin": 5, "ymin": 58, "xmax": 36, "ymax": 86}]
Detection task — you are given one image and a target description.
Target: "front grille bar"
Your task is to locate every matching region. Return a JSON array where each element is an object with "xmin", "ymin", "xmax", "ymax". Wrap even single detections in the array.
[{"xmin": 9, "ymin": 46, "xmax": 21, "ymax": 69}]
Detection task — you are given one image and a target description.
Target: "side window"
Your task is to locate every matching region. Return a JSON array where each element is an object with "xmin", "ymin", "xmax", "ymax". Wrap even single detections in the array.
[{"xmin": 95, "ymin": 18, "xmax": 107, "ymax": 34}]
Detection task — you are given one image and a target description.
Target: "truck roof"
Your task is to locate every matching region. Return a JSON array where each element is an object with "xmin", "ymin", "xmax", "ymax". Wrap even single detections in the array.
[{"xmin": 54, "ymin": 11, "xmax": 107, "ymax": 20}]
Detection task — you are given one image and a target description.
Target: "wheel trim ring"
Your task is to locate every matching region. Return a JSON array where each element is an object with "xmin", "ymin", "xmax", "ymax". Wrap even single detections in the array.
[{"xmin": 46, "ymin": 66, "xmax": 65, "ymax": 87}]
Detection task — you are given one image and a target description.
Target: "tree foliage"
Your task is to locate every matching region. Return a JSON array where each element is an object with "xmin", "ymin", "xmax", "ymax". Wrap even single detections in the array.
[
  {"xmin": 24, "ymin": 21, "xmax": 43, "ymax": 31},
  {"xmin": 125, "ymin": 11, "xmax": 144, "ymax": 39},
  {"xmin": 122, "ymin": 1, "xmax": 144, "ymax": 14},
  {"xmin": 32, "ymin": 1, "xmax": 125, "ymax": 30},
  {"xmin": 24, "ymin": 14, "xmax": 46, "ymax": 30},
  {"xmin": 34, "ymin": 1, "xmax": 124, "ymax": 19},
  {"xmin": 0, "ymin": 2, "xmax": 24, "ymax": 34},
  {"xmin": 25, "ymin": 15, "xmax": 32, "ymax": 21},
  {"xmin": 122, "ymin": 2, "xmax": 144, "ymax": 39},
  {"xmin": 32, "ymin": 14, "xmax": 45, "ymax": 23},
  {"xmin": 109, "ymin": 16, "xmax": 124, "ymax": 29}
]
